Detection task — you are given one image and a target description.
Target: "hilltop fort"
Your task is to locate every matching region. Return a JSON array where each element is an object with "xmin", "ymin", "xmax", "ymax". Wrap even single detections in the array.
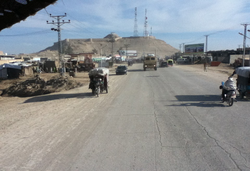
[{"xmin": 36, "ymin": 33, "xmax": 179, "ymax": 59}]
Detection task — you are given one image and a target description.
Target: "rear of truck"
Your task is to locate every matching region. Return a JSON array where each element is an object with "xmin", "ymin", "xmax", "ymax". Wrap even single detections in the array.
[{"xmin": 143, "ymin": 55, "xmax": 157, "ymax": 71}]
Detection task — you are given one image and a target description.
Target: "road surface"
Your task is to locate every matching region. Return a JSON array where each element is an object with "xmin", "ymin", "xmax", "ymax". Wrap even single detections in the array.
[{"xmin": 1, "ymin": 63, "xmax": 250, "ymax": 171}]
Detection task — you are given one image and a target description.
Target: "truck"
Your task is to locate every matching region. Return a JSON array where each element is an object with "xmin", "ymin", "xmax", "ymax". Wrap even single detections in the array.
[
  {"xmin": 143, "ymin": 54, "xmax": 157, "ymax": 71},
  {"xmin": 78, "ymin": 56, "xmax": 95, "ymax": 72}
]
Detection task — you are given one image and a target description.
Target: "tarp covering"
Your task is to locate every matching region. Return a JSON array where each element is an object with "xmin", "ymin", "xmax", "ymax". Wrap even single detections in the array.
[
  {"xmin": 236, "ymin": 67, "xmax": 250, "ymax": 78},
  {"xmin": 0, "ymin": 63, "xmax": 22, "ymax": 70},
  {"xmin": 89, "ymin": 67, "xmax": 109, "ymax": 77},
  {"xmin": 0, "ymin": 64, "xmax": 22, "ymax": 79}
]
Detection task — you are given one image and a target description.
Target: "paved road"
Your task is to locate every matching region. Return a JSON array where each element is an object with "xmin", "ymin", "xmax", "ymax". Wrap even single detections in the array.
[{"xmin": 1, "ymin": 63, "xmax": 250, "ymax": 171}]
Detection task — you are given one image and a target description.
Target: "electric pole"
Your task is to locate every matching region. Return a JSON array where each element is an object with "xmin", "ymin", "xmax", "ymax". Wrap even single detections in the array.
[
  {"xmin": 205, "ymin": 35, "xmax": 208, "ymax": 53},
  {"xmin": 47, "ymin": 13, "xmax": 70, "ymax": 76},
  {"xmin": 241, "ymin": 24, "xmax": 249, "ymax": 67},
  {"xmin": 205, "ymin": 35, "xmax": 209, "ymax": 62}
]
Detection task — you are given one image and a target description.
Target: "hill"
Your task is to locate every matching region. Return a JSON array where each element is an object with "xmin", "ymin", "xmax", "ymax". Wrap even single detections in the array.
[{"xmin": 37, "ymin": 33, "xmax": 179, "ymax": 59}]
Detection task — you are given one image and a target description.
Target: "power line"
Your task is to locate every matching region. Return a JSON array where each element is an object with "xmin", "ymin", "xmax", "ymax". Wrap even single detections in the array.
[
  {"xmin": 44, "ymin": 8, "xmax": 104, "ymax": 38},
  {"xmin": 44, "ymin": 0, "xmax": 105, "ymax": 38},
  {"xmin": 0, "ymin": 30, "xmax": 51, "ymax": 36},
  {"xmin": 66, "ymin": 14, "xmax": 104, "ymax": 38}
]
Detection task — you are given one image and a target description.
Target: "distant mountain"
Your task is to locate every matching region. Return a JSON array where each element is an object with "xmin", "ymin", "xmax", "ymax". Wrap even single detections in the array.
[{"xmin": 37, "ymin": 33, "xmax": 179, "ymax": 59}]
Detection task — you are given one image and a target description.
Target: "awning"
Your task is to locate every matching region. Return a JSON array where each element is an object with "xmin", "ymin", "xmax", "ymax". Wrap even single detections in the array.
[{"xmin": 0, "ymin": 0, "xmax": 58, "ymax": 31}]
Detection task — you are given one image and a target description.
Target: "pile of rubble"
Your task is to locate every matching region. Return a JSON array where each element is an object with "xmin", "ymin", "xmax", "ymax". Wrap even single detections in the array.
[{"xmin": 1, "ymin": 75, "xmax": 83, "ymax": 97}]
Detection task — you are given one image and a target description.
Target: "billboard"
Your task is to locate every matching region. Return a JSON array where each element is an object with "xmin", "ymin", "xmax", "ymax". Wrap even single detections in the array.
[
  {"xmin": 185, "ymin": 43, "xmax": 204, "ymax": 53},
  {"xmin": 119, "ymin": 50, "xmax": 137, "ymax": 57}
]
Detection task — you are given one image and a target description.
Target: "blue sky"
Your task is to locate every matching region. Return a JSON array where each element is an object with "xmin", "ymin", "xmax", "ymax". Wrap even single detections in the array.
[{"xmin": 1, "ymin": 0, "xmax": 250, "ymax": 55}]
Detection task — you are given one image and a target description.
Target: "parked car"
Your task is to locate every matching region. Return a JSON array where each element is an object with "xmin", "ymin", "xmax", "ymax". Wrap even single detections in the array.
[{"xmin": 116, "ymin": 65, "xmax": 127, "ymax": 75}]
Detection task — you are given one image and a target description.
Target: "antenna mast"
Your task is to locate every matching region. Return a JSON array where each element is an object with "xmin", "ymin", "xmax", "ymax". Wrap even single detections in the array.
[
  {"xmin": 134, "ymin": 7, "xmax": 138, "ymax": 37},
  {"xmin": 144, "ymin": 9, "xmax": 148, "ymax": 37}
]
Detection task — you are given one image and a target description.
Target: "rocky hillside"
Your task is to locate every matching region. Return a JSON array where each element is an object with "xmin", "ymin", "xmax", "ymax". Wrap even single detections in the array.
[{"xmin": 37, "ymin": 33, "xmax": 179, "ymax": 59}]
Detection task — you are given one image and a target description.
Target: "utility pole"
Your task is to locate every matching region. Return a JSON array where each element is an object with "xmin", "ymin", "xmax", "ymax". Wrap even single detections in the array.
[
  {"xmin": 205, "ymin": 35, "xmax": 209, "ymax": 62},
  {"xmin": 205, "ymin": 35, "xmax": 208, "ymax": 53},
  {"xmin": 124, "ymin": 44, "xmax": 130, "ymax": 61},
  {"xmin": 47, "ymin": 13, "xmax": 70, "ymax": 76},
  {"xmin": 241, "ymin": 24, "xmax": 249, "ymax": 67}
]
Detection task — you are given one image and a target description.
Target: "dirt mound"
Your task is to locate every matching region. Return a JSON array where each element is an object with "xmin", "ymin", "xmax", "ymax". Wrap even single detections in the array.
[{"xmin": 1, "ymin": 75, "xmax": 83, "ymax": 97}]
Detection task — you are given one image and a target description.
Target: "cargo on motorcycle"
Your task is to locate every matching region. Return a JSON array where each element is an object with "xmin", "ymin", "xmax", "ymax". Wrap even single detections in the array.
[
  {"xmin": 219, "ymin": 77, "xmax": 237, "ymax": 106},
  {"xmin": 89, "ymin": 67, "xmax": 109, "ymax": 97}
]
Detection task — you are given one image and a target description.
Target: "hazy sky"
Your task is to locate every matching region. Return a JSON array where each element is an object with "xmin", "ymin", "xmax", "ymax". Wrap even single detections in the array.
[{"xmin": 1, "ymin": 0, "xmax": 250, "ymax": 55}]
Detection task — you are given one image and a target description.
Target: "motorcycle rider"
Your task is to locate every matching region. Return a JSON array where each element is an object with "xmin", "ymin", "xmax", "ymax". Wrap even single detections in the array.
[{"xmin": 221, "ymin": 77, "xmax": 236, "ymax": 102}]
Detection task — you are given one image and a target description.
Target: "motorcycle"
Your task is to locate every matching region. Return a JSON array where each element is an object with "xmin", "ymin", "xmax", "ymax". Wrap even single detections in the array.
[
  {"xmin": 89, "ymin": 67, "xmax": 109, "ymax": 97},
  {"xmin": 94, "ymin": 78, "xmax": 103, "ymax": 97},
  {"xmin": 220, "ymin": 82, "xmax": 237, "ymax": 106}
]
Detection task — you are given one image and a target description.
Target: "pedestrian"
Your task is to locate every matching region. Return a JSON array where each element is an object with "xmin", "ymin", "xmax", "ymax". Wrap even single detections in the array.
[{"xmin": 204, "ymin": 61, "xmax": 208, "ymax": 72}]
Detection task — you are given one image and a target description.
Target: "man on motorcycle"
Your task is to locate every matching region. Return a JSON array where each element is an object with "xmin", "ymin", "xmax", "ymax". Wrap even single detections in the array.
[{"xmin": 221, "ymin": 77, "xmax": 236, "ymax": 102}]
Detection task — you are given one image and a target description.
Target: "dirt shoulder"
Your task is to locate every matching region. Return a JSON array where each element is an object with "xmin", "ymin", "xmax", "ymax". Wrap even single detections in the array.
[
  {"xmin": 0, "ymin": 72, "xmax": 88, "ymax": 95},
  {"xmin": 174, "ymin": 63, "xmax": 236, "ymax": 81},
  {"xmin": 176, "ymin": 63, "xmax": 234, "ymax": 75},
  {"xmin": 0, "ymin": 65, "xmax": 118, "ymax": 97}
]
